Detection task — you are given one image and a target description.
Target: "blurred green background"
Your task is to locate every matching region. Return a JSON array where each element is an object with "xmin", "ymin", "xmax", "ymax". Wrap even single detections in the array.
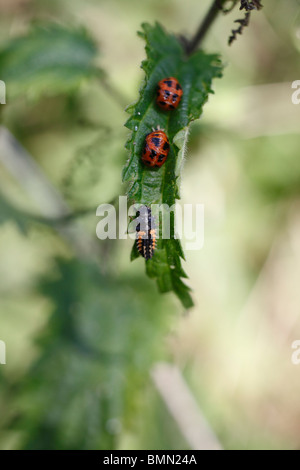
[{"xmin": 1, "ymin": 0, "xmax": 300, "ymax": 450}]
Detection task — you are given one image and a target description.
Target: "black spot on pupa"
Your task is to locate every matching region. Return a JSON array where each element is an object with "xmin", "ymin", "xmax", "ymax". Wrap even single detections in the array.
[
  {"xmin": 151, "ymin": 137, "xmax": 160, "ymax": 146},
  {"xmin": 164, "ymin": 90, "xmax": 170, "ymax": 97},
  {"xmin": 143, "ymin": 148, "xmax": 147, "ymax": 155},
  {"xmin": 169, "ymin": 104, "xmax": 175, "ymax": 109},
  {"xmin": 159, "ymin": 101, "xmax": 166, "ymax": 106},
  {"xmin": 172, "ymin": 94, "xmax": 178, "ymax": 102},
  {"xmin": 164, "ymin": 80, "xmax": 173, "ymax": 87},
  {"xmin": 150, "ymin": 149, "xmax": 157, "ymax": 159},
  {"xmin": 176, "ymin": 83, "xmax": 182, "ymax": 90},
  {"xmin": 163, "ymin": 142, "xmax": 170, "ymax": 151},
  {"xmin": 158, "ymin": 154, "xmax": 165, "ymax": 162}
]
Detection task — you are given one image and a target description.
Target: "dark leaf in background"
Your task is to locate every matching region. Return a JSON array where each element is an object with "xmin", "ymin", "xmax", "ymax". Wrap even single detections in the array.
[
  {"xmin": 10, "ymin": 258, "xmax": 171, "ymax": 450},
  {"xmin": 0, "ymin": 24, "xmax": 102, "ymax": 100}
]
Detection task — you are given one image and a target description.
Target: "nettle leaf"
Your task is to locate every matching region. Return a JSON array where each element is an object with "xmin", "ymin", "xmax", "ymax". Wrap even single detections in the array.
[
  {"xmin": 123, "ymin": 23, "xmax": 223, "ymax": 308},
  {"xmin": 0, "ymin": 24, "xmax": 102, "ymax": 99},
  {"xmin": 63, "ymin": 131, "xmax": 125, "ymax": 209},
  {"xmin": 11, "ymin": 258, "xmax": 170, "ymax": 450}
]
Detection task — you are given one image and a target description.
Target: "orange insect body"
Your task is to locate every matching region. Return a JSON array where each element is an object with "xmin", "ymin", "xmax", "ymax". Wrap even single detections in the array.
[
  {"xmin": 156, "ymin": 77, "xmax": 183, "ymax": 111},
  {"xmin": 141, "ymin": 130, "xmax": 170, "ymax": 168},
  {"xmin": 136, "ymin": 208, "xmax": 156, "ymax": 260}
]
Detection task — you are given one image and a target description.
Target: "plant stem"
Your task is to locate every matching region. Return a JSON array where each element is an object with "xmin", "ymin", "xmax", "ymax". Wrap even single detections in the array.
[{"xmin": 186, "ymin": 0, "xmax": 232, "ymax": 55}]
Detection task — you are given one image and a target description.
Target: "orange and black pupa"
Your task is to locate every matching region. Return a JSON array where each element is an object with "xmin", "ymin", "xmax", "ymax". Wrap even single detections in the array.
[
  {"xmin": 156, "ymin": 77, "xmax": 183, "ymax": 111},
  {"xmin": 136, "ymin": 206, "xmax": 156, "ymax": 260}
]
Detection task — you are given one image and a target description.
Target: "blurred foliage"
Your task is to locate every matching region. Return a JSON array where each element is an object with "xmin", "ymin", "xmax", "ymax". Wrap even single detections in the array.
[
  {"xmin": 0, "ymin": 192, "xmax": 30, "ymax": 233},
  {"xmin": 9, "ymin": 258, "xmax": 170, "ymax": 450},
  {"xmin": 0, "ymin": 24, "xmax": 102, "ymax": 100},
  {"xmin": 63, "ymin": 131, "xmax": 125, "ymax": 210},
  {"xmin": 0, "ymin": 0, "xmax": 300, "ymax": 452},
  {"xmin": 244, "ymin": 135, "xmax": 300, "ymax": 200}
]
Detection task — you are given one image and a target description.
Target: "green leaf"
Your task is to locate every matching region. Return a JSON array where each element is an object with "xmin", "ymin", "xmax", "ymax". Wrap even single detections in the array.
[
  {"xmin": 63, "ymin": 131, "xmax": 125, "ymax": 209},
  {"xmin": 0, "ymin": 24, "xmax": 102, "ymax": 100},
  {"xmin": 123, "ymin": 23, "xmax": 223, "ymax": 308},
  {"xmin": 10, "ymin": 258, "xmax": 171, "ymax": 450},
  {"xmin": 0, "ymin": 192, "xmax": 36, "ymax": 234}
]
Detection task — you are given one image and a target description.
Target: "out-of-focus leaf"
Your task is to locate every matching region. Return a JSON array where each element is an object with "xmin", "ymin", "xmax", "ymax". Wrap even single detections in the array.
[
  {"xmin": 63, "ymin": 132, "xmax": 125, "ymax": 209},
  {"xmin": 0, "ymin": 193, "xmax": 34, "ymax": 233},
  {"xmin": 11, "ymin": 258, "xmax": 170, "ymax": 450},
  {"xmin": 0, "ymin": 24, "xmax": 102, "ymax": 100}
]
